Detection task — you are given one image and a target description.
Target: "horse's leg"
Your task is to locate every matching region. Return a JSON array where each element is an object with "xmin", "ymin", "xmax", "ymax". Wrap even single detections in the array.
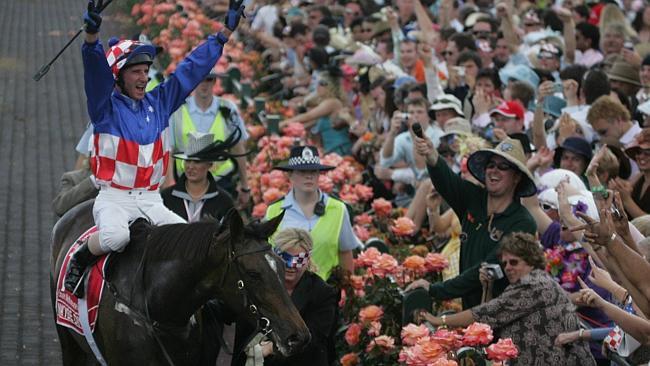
[{"xmin": 56, "ymin": 326, "xmax": 94, "ymax": 366}]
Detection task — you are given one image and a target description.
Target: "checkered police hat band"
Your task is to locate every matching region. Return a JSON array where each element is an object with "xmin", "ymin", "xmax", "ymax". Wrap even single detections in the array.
[{"xmin": 287, "ymin": 156, "xmax": 322, "ymax": 167}]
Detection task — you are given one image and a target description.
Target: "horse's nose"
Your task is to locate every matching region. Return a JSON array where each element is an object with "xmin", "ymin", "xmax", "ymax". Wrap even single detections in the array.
[{"xmin": 287, "ymin": 331, "xmax": 311, "ymax": 351}]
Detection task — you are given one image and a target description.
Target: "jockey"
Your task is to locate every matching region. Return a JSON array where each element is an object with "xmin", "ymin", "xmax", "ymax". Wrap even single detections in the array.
[{"xmin": 64, "ymin": 0, "xmax": 245, "ymax": 297}]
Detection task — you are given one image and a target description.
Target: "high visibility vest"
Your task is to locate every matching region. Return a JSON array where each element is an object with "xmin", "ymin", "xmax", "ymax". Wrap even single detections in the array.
[
  {"xmin": 175, "ymin": 104, "xmax": 235, "ymax": 177},
  {"xmin": 145, "ymin": 76, "xmax": 160, "ymax": 92},
  {"xmin": 265, "ymin": 197, "xmax": 345, "ymax": 280}
]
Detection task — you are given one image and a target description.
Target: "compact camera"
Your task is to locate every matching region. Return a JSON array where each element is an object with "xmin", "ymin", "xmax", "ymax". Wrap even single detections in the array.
[{"xmin": 484, "ymin": 263, "xmax": 504, "ymax": 279}]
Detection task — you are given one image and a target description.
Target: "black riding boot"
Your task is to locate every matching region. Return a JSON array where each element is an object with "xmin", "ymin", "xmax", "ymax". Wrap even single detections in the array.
[{"xmin": 64, "ymin": 239, "xmax": 100, "ymax": 298}]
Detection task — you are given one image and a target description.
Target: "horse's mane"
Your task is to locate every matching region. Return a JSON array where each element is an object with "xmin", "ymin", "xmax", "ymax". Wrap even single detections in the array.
[{"xmin": 130, "ymin": 218, "xmax": 225, "ymax": 263}]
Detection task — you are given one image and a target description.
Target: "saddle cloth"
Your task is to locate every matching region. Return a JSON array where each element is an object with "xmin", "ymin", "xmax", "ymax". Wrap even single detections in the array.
[{"xmin": 55, "ymin": 226, "xmax": 108, "ymax": 335}]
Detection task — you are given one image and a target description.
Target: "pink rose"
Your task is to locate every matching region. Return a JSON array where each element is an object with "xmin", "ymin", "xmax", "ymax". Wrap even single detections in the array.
[
  {"xmin": 353, "ymin": 225, "xmax": 370, "ymax": 242},
  {"xmin": 462, "ymin": 322, "xmax": 494, "ymax": 346},
  {"xmin": 358, "ymin": 305, "xmax": 384, "ymax": 324},
  {"xmin": 402, "ymin": 255, "xmax": 426, "ymax": 274},
  {"xmin": 398, "ymin": 337, "xmax": 446, "ymax": 365},
  {"xmin": 340, "ymin": 352, "xmax": 359, "ymax": 366},
  {"xmin": 344, "ymin": 323, "xmax": 362, "ymax": 346},
  {"xmin": 370, "ymin": 254, "xmax": 399, "ymax": 278},
  {"xmin": 262, "ymin": 187, "xmax": 285, "ymax": 204},
  {"xmin": 431, "ymin": 358, "xmax": 458, "ymax": 366},
  {"xmin": 354, "ymin": 184, "xmax": 374, "ymax": 202},
  {"xmin": 355, "ymin": 247, "xmax": 381, "ymax": 268},
  {"xmin": 431, "ymin": 328, "xmax": 463, "ymax": 350},
  {"xmin": 366, "ymin": 335, "xmax": 395, "ymax": 353},
  {"xmin": 321, "ymin": 153, "xmax": 344, "ymax": 167},
  {"xmin": 486, "ymin": 338, "xmax": 519, "ymax": 361},
  {"xmin": 367, "ymin": 320, "xmax": 382, "ymax": 337},
  {"xmin": 372, "ymin": 198, "xmax": 393, "ymax": 217},
  {"xmin": 251, "ymin": 203, "xmax": 268, "ymax": 218},
  {"xmin": 401, "ymin": 323, "xmax": 430, "ymax": 346},
  {"xmin": 327, "ymin": 168, "xmax": 347, "ymax": 184},
  {"xmin": 318, "ymin": 174, "xmax": 334, "ymax": 193},
  {"xmin": 354, "ymin": 213, "xmax": 373, "ymax": 226},
  {"xmin": 425, "ymin": 253, "xmax": 449, "ymax": 273},
  {"xmin": 391, "ymin": 217, "xmax": 416, "ymax": 237}
]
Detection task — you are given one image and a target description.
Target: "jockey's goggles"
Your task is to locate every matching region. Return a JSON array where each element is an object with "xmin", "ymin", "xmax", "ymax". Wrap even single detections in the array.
[{"xmin": 273, "ymin": 248, "xmax": 310, "ymax": 269}]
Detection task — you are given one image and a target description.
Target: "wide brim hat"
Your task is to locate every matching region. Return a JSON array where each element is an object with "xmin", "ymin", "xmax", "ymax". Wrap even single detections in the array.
[
  {"xmin": 625, "ymin": 141, "xmax": 650, "ymax": 162},
  {"xmin": 498, "ymin": 64, "xmax": 540, "ymax": 89},
  {"xmin": 467, "ymin": 138, "xmax": 537, "ymax": 197},
  {"xmin": 173, "ymin": 132, "xmax": 216, "ymax": 161},
  {"xmin": 429, "ymin": 94, "xmax": 465, "ymax": 119},
  {"xmin": 441, "ymin": 117, "xmax": 472, "ymax": 138},
  {"xmin": 273, "ymin": 145, "xmax": 335, "ymax": 171},
  {"xmin": 553, "ymin": 136, "xmax": 593, "ymax": 167},
  {"xmin": 607, "ymin": 60, "xmax": 642, "ymax": 87}
]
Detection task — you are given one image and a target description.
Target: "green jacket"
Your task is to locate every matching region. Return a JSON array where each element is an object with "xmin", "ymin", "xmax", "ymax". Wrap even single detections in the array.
[{"xmin": 426, "ymin": 157, "xmax": 536, "ymax": 309}]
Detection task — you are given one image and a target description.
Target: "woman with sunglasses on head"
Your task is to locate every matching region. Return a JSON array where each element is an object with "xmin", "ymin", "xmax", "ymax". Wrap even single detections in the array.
[
  {"xmin": 230, "ymin": 228, "xmax": 337, "ymax": 366},
  {"xmin": 418, "ymin": 232, "xmax": 596, "ymax": 365}
]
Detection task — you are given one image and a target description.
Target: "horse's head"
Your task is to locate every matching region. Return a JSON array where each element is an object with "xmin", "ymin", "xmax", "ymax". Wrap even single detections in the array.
[{"xmin": 216, "ymin": 209, "xmax": 310, "ymax": 356}]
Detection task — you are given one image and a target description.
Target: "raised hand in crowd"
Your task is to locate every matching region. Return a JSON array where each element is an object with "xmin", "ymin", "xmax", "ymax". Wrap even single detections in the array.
[
  {"xmin": 413, "ymin": 134, "xmax": 438, "ymax": 166},
  {"xmin": 526, "ymin": 146, "xmax": 554, "ymax": 173},
  {"xmin": 472, "ymin": 88, "xmax": 493, "ymax": 116}
]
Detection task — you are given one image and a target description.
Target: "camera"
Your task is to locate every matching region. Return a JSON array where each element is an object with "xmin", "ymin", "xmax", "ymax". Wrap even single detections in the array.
[{"xmin": 483, "ymin": 263, "xmax": 504, "ymax": 279}]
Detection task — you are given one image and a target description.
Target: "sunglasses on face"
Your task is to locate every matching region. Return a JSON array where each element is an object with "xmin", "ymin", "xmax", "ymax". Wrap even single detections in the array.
[
  {"xmin": 473, "ymin": 30, "xmax": 490, "ymax": 38},
  {"xmin": 501, "ymin": 258, "xmax": 520, "ymax": 267},
  {"xmin": 318, "ymin": 80, "xmax": 329, "ymax": 87},
  {"xmin": 485, "ymin": 161, "xmax": 514, "ymax": 171},
  {"xmin": 440, "ymin": 51, "xmax": 453, "ymax": 57},
  {"xmin": 442, "ymin": 134, "xmax": 457, "ymax": 144},
  {"xmin": 274, "ymin": 249, "xmax": 310, "ymax": 269},
  {"xmin": 638, "ymin": 149, "xmax": 650, "ymax": 157}
]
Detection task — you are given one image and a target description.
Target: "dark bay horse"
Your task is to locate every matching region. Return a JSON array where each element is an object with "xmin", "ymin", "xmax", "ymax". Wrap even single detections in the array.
[{"xmin": 50, "ymin": 200, "xmax": 310, "ymax": 365}]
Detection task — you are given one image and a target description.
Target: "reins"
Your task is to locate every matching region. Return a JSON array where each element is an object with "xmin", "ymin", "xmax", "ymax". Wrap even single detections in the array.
[{"xmin": 105, "ymin": 227, "xmax": 274, "ymax": 366}]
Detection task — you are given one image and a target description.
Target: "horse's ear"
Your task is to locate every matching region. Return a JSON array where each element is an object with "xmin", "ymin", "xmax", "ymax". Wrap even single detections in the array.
[
  {"xmin": 224, "ymin": 208, "xmax": 244, "ymax": 241},
  {"xmin": 258, "ymin": 210, "xmax": 285, "ymax": 239}
]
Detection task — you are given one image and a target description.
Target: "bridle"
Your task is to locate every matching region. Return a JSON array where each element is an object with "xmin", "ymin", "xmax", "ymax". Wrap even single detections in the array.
[{"xmin": 105, "ymin": 230, "xmax": 276, "ymax": 366}]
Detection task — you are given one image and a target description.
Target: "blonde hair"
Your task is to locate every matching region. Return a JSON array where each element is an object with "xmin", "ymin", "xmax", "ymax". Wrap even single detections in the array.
[
  {"xmin": 320, "ymin": 71, "xmax": 347, "ymax": 104},
  {"xmin": 599, "ymin": 6, "xmax": 638, "ymax": 39},
  {"xmin": 632, "ymin": 215, "xmax": 650, "ymax": 237},
  {"xmin": 587, "ymin": 95, "xmax": 631, "ymax": 125},
  {"xmin": 596, "ymin": 148, "xmax": 620, "ymax": 181},
  {"xmin": 274, "ymin": 228, "xmax": 318, "ymax": 272}
]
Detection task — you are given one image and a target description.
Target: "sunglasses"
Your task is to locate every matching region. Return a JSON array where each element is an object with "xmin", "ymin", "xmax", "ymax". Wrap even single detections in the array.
[
  {"xmin": 440, "ymin": 50, "xmax": 453, "ymax": 57},
  {"xmin": 637, "ymin": 149, "xmax": 650, "ymax": 157},
  {"xmin": 501, "ymin": 259, "xmax": 520, "ymax": 267},
  {"xmin": 485, "ymin": 161, "xmax": 514, "ymax": 171},
  {"xmin": 318, "ymin": 80, "xmax": 329, "ymax": 87},
  {"xmin": 473, "ymin": 30, "xmax": 490, "ymax": 38},
  {"xmin": 442, "ymin": 134, "xmax": 457, "ymax": 144},
  {"xmin": 274, "ymin": 249, "xmax": 310, "ymax": 269}
]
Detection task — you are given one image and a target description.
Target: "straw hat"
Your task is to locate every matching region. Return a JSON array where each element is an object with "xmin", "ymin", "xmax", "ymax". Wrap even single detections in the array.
[{"xmin": 467, "ymin": 138, "xmax": 537, "ymax": 197}]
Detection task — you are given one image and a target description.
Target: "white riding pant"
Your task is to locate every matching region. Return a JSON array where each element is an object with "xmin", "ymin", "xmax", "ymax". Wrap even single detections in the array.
[{"xmin": 93, "ymin": 187, "xmax": 186, "ymax": 252}]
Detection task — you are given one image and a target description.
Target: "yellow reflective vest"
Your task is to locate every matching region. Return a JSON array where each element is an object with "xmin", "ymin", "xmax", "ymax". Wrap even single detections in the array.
[{"xmin": 265, "ymin": 197, "xmax": 345, "ymax": 280}]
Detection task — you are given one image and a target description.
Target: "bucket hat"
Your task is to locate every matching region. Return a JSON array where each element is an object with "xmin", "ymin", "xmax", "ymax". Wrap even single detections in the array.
[{"xmin": 553, "ymin": 137, "xmax": 593, "ymax": 167}]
